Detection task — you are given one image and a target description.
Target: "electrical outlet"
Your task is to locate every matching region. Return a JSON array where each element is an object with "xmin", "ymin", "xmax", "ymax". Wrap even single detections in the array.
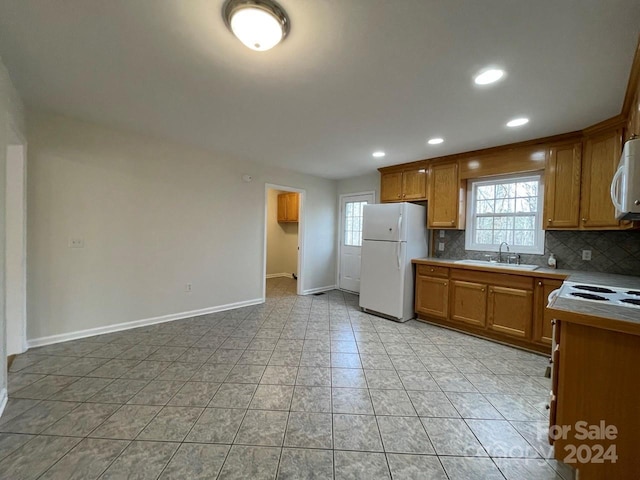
[
  {"xmin": 439, "ymin": 230, "xmax": 445, "ymax": 238},
  {"xmin": 68, "ymin": 237, "xmax": 84, "ymax": 248},
  {"xmin": 582, "ymin": 250, "xmax": 592, "ymax": 261},
  {"xmin": 438, "ymin": 242, "xmax": 445, "ymax": 252},
  {"xmin": 185, "ymin": 283, "xmax": 192, "ymax": 292}
]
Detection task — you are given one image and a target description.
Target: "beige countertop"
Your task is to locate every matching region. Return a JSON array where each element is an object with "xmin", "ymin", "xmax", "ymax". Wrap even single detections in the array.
[
  {"xmin": 412, "ymin": 257, "xmax": 640, "ymax": 335},
  {"xmin": 411, "ymin": 257, "xmax": 570, "ymax": 279}
]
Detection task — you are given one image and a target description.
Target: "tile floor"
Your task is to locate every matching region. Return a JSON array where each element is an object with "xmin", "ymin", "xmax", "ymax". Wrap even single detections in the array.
[{"xmin": 0, "ymin": 277, "xmax": 574, "ymax": 479}]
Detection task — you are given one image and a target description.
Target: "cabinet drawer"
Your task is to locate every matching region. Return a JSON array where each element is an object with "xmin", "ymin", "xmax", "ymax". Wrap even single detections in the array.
[
  {"xmin": 417, "ymin": 264, "xmax": 449, "ymax": 278},
  {"xmin": 451, "ymin": 268, "xmax": 533, "ymax": 290}
]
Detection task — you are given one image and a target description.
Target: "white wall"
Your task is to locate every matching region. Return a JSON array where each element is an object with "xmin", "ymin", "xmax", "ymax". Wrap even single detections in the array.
[
  {"xmin": 0, "ymin": 55, "xmax": 26, "ymax": 416},
  {"xmin": 27, "ymin": 112, "xmax": 337, "ymax": 344},
  {"xmin": 266, "ymin": 189, "xmax": 298, "ymax": 277},
  {"xmin": 336, "ymin": 172, "xmax": 379, "ymax": 201},
  {"xmin": 6, "ymin": 145, "xmax": 27, "ymax": 355}
]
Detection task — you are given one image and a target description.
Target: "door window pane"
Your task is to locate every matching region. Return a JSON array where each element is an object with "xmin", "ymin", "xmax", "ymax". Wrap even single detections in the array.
[{"xmin": 344, "ymin": 201, "xmax": 367, "ymax": 246}]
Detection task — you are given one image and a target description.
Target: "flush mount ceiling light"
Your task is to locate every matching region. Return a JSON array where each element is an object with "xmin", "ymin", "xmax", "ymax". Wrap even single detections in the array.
[
  {"xmin": 506, "ymin": 117, "xmax": 529, "ymax": 127},
  {"xmin": 223, "ymin": 0, "xmax": 290, "ymax": 51},
  {"xmin": 428, "ymin": 137, "xmax": 444, "ymax": 145},
  {"xmin": 372, "ymin": 151, "xmax": 386, "ymax": 158},
  {"xmin": 474, "ymin": 68, "xmax": 505, "ymax": 85}
]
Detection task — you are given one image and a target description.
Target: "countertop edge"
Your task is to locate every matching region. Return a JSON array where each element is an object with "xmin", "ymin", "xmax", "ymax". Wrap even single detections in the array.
[{"xmin": 411, "ymin": 258, "xmax": 569, "ymax": 280}]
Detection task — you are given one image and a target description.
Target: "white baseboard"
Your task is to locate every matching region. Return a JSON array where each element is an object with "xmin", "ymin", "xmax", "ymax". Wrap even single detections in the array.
[
  {"xmin": 302, "ymin": 285, "xmax": 336, "ymax": 295},
  {"xmin": 265, "ymin": 273, "xmax": 293, "ymax": 279},
  {"xmin": 0, "ymin": 389, "xmax": 7, "ymax": 419},
  {"xmin": 27, "ymin": 297, "xmax": 265, "ymax": 349}
]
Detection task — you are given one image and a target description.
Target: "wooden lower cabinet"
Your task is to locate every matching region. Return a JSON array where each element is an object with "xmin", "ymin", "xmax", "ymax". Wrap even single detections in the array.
[
  {"xmin": 533, "ymin": 278, "xmax": 563, "ymax": 346},
  {"xmin": 450, "ymin": 280, "xmax": 487, "ymax": 327},
  {"xmin": 413, "ymin": 262, "xmax": 561, "ymax": 354},
  {"xmin": 550, "ymin": 321, "xmax": 640, "ymax": 479},
  {"xmin": 487, "ymin": 286, "xmax": 532, "ymax": 338},
  {"xmin": 415, "ymin": 275, "xmax": 449, "ymax": 318}
]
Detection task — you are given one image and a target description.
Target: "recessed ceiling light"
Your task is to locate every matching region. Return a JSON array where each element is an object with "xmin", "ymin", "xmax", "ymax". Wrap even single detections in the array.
[
  {"xmin": 474, "ymin": 68, "xmax": 505, "ymax": 85},
  {"xmin": 506, "ymin": 117, "xmax": 529, "ymax": 127},
  {"xmin": 428, "ymin": 138, "xmax": 444, "ymax": 145},
  {"xmin": 372, "ymin": 151, "xmax": 386, "ymax": 158},
  {"xmin": 223, "ymin": 0, "xmax": 290, "ymax": 51}
]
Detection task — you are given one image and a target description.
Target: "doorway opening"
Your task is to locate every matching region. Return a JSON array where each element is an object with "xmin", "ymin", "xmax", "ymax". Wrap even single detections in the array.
[
  {"xmin": 338, "ymin": 191, "xmax": 375, "ymax": 293},
  {"xmin": 263, "ymin": 184, "xmax": 305, "ymax": 298}
]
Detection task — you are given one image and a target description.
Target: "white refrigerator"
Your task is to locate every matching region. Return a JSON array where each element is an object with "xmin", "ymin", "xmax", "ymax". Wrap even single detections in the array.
[{"xmin": 359, "ymin": 202, "xmax": 428, "ymax": 322}]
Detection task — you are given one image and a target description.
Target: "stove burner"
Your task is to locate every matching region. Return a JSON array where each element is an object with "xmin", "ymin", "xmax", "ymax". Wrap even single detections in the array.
[
  {"xmin": 572, "ymin": 285, "xmax": 616, "ymax": 294},
  {"xmin": 626, "ymin": 290, "xmax": 640, "ymax": 297},
  {"xmin": 621, "ymin": 298, "xmax": 640, "ymax": 306},
  {"xmin": 570, "ymin": 292, "xmax": 609, "ymax": 301}
]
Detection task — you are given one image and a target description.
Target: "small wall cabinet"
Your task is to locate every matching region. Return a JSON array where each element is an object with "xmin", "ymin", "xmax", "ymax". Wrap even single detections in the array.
[
  {"xmin": 544, "ymin": 142, "xmax": 582, "ymax": 229},
  {"xmin": 580, "ymin": 127, "xmax": 624, "ymax": 229},
  {"xmin": 427, "ymin": 161, "xmax": 465, "ymax": 229},
  {"xmin": 277, "ymin": 192, "xmax": 299, "ymax": 223},
  {"xmin": 379, "ymin": 163, "xmax": 428, "ymax": 202}
]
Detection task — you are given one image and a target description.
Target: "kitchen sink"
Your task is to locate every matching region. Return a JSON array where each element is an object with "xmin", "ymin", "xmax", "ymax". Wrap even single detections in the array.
[{"xmin": 453, "ymin": 259, "xmax": 539, "ymax": 271}]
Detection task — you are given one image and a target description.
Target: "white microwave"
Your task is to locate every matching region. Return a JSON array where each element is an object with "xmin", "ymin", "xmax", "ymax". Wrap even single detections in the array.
[{"xmin": 611, "ymin": 138, "xmax": 640, "ymax": 221}]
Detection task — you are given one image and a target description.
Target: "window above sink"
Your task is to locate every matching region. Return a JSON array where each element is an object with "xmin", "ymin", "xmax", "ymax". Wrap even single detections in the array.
[{"xmin": 465, "ymin": 173, "xmax": 545, "ymax": 254}]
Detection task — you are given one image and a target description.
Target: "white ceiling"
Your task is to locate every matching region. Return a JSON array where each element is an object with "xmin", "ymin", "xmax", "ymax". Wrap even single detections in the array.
[{"xmin": 0, "ymin": 0, "xmax": 638, "ymax": 179}]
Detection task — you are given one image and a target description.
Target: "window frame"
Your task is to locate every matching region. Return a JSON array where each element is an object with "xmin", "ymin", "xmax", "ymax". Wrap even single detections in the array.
[{"xmin": 464, "ymin": 172, "xmax": 545, "ymax": 255}]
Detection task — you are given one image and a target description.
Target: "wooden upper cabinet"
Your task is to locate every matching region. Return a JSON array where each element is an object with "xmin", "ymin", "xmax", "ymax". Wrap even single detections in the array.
[
  {"xmin": 543, "ymin": 142, "xmax": 582, "ymax": 229},
  {"xmin": 380, "ymin": 164, "xmax": 428, "ymax": 202},
  {"xmin": 277, "ymin": 192, "xmax": 299, "ymax": 223},
  {"xmin": 402, "ymin": 167, "xmax": 428, "ymax": 200},
  {"xmin": 428, "ymin": 161, "xmax": 464, "ymax": 229},
  {"xmin": 487, "ymin": 285, "xmax": 532, "ymax": 339},
  {"xmin": 580, "ymin": 128, "xmax": 623, "ymax": 229},
  {"xmin": 380, "ymin": 171, "xmax": 403, "ymax": 202}
]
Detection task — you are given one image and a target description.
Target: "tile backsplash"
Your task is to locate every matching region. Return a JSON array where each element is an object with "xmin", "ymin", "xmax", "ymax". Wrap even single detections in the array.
[{"xmin": 433, "ymin": 229, "xmax": 640, "ymax": 276}]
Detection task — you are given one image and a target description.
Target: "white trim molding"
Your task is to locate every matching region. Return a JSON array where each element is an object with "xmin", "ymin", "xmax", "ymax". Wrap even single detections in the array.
[
  {"xmin": 27, "ymin": 298, "xmax": 264, "ymax": 349},
  {"xmin": 0, "ymin": 389, "xmax": 7, "ymax": 419},
  {"xmin": 265, "ymin": 273, "xmax": 293, "ymax": 279},
  {"xmin": 302, "ymin": 285, "xmax": 336, "ymax": 295}
]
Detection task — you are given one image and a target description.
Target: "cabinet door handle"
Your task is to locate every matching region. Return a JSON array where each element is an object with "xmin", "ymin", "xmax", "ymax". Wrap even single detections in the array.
[
  {"xmin": 397, "ymin": 194, "xmax": 401, "ymax": 198},
  {"xmin": 582, "ymin": 218, "xmax": 587, "ymax": 223},
  {"xmin": 443, "ymin": 282, "xmax": 447, "ymax": 286},
  {"xmin": 481, "ymin": 288, "xmax": 485, "ymax": 292},
  {"xmin": 547, "ymin": 218, "xmax": 551, "ymax": 223},
  {"xmin": 450, "ymin": 220, "xmax": 455, "ymax": 225},
  {"xmin": 538, "ymin": 281, "xmax": 543, "ymax": 286}
]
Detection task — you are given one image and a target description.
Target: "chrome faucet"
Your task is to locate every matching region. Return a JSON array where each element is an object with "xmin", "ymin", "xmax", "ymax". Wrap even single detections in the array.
[{"xmin": 498, "ymin": 242, "xmax": 510, "ymax": 263}]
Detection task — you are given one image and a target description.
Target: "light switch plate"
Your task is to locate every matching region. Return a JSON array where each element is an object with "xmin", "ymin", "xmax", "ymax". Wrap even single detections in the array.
[
  {"xmin": 581, "ymin": 249, "xmax": 592, "ymax": 261},
  {"xmin": 439, "ymin": 230, "xmax": 445, "ymax": 238},
  {"xmin": 68, "ymin": 237, "xmax": 84, "ymax": 248},
  {"xmin": 438, "ymin": 242, "xmax": 445, "ymax": 252}
]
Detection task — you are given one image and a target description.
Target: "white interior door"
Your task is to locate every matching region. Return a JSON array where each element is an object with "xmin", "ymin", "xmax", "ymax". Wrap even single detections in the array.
[{"xmin": 339, "ymin": 192, "xmax": 375, "ymax": 293}]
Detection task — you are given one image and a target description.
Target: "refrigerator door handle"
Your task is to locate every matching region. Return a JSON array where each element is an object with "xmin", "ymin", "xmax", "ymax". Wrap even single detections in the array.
[
  {"xmin": 397, "ymin": 214, "xmax": 402, "ymax": 240},
  {"xmin": 396, "ymin": 242, "xmax": 401, "ymax": 269}
]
